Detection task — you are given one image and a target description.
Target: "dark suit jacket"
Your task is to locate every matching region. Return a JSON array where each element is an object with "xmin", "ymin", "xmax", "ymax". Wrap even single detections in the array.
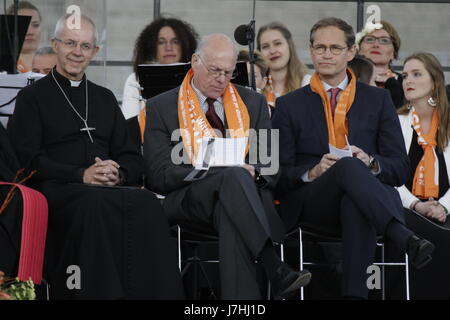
[
  {"xmin": 144, "ymin": 85, "xmax": 284, "ymax": 240},
  {"xmin": 272, "ymin": 81, "xmax": 409, "ymax": 194}
]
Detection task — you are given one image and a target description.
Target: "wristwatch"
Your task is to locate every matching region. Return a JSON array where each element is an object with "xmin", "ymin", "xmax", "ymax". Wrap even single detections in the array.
[
  {"xmin": 255, "ymin": 171, "xmax": 266, "ymax": 187},
  {"xmin": 368, "ymin": 154, "xmax": 377, "ymax": 170}
]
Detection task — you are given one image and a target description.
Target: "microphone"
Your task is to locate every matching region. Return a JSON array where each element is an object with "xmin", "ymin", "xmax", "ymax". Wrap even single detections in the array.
[
  {"xmin": 233, "ymin": 20, "xmax": 256, "ymax": 91},
  {"xmin": 234, "ymin": 23, "xmax": 251, "ymax": 46}
]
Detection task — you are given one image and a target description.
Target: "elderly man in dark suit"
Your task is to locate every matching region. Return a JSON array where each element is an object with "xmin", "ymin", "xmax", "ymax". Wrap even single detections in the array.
[
  {"xmin": 272, "ymin": 17, "xmax": 434, "ymax": 300},
  {"xmin": 144, "ymin": 33, "xmax": 311, "ymax": 300}
]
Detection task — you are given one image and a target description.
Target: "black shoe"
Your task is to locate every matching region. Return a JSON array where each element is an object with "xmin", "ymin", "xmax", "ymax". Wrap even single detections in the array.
[
  {"xmin": 407, "ymin": 235, "xmax": 435, "ymax": 269},
  {"xmin": 272, "ymin": 263, "xmax": 311, "ymax": 300}
]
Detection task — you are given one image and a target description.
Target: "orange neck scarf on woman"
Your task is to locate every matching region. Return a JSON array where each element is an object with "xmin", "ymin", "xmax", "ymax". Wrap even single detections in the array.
[
  {"xmin": 309, "ymin": 69, "xmax": 357, "ymax": 149},
  {"xmin": 178, "ymin": 69, "xmax": 250, "ymax": 164},
  {"xmin": 411, "ymin": 107, "xmax": 439, "ymax": 199},
  {"xmin": 264, "ymin": 74, "xmax": 277, "ymax": 107},
  {"xmin": 17, "ymin": 57, "xmax": 30, "ymax": 73}
]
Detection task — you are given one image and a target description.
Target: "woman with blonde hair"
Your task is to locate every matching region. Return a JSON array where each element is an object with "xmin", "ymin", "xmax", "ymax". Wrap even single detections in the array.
[
  {"xmin": 6, "ymin": 1, "xmax": 42, "ymax": 73},
  {"xmin": 395, "ymin": 52, "xmax": 450, "ymax": 299},
  {"xmin": 257, "ymin": 22, "xmax": 310, "ymax": 108}
]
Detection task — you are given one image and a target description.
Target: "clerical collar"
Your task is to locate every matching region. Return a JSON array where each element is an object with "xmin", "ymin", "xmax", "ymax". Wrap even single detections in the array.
[
  {"xmin": 70, "ymin": 80, "xmax": 82, "ymax": 87},
  {"xmin": 51, "ymin": 67, "xmax": 87, "ymax": 88}
]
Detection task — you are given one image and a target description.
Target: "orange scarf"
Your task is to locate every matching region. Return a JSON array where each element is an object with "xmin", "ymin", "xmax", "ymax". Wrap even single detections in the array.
[
  {"xmin": 264, "ymin": 75, "xmax": 277, "ymax": 107},
  {"xmin": 309, "ymin": 69, "xmax": 357, "ymax": 149},
  {"xmin": 411, "ymin": 108, "xmax": 439, "ymax": 199},
  {"xmin": 138, "ymin": 106, "xmax": 146, "ymax": 144},
  {"xmin": 178, "ymin": 69, "xmax": 250, "ymax": 164},
  {"xmin": 17, "ymin": 57, "xmax": 30, "ymax": 73},
  {"xmin": 264, "ymin": 88, "xmax": 276, "ymax": 107}
]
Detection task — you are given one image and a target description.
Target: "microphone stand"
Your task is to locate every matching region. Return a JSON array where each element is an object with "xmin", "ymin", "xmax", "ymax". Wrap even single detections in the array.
[
  {"xmin": 246, "ymin": 20, "xmax": 256, "ymax": 91},
  {"xmin": 246, "ymin": 0, "xmax": 256, "ymax": 91},
  {"xmin": 13, "ymin": 0, "xmax": 19, "ymax": 74}
]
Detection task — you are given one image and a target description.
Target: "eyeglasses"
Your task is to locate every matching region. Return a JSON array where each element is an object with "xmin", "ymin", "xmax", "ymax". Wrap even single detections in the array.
[
  {"xmin": 362, "ymin": 36, "xmax": 393, "ymax": 45},
  {"xmin": 311, "ymin": 45, "xmax": 348, "ymax": 55},
  {"xmin": 197, "ymin": 55, "xmax": 237, "ymax": 79},
  {"xmin": 157, "ymin": 39, "xmax": 180, "ymax": 47},
  {"xmin": 54, "ymin": 38, "xmax": 97, "ymax": 52}
]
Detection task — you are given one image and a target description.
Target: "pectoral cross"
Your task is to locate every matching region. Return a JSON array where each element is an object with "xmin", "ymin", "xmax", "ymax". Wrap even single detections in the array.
[{"xmin": 80, "ymin": 120, "xmax": 96, "ymax": 143}]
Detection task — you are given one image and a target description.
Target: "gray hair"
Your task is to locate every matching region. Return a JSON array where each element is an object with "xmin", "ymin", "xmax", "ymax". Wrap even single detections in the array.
[
  {"xmin": 195, "ymin": 34, "xmax": 238, "ymax": 58},
  {"xmin": 53, "ymin": 13, "xmax": 98, "ymax": 44},
  {"xmin": 34, "ymin": 46, "xmax": 56, "ymax": 56}
]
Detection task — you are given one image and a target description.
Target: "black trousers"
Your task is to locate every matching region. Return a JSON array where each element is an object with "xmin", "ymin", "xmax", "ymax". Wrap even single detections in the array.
[
  {"xmin": 280, "ymin": 157, "xmax": 406, "ymax": 298},
  {"xmin": 164, "ymin": 167, "xmax": 284, "ymax": 299}
]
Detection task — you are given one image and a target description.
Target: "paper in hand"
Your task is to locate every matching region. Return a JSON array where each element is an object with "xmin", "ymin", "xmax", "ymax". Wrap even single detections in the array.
[
  {"xmin": 194, "ymin": 137, "xmax": 246, "ymax": 169},
  {"xmin": 329, "ymin": 135, "xmax": 352, "ymax": 158}
]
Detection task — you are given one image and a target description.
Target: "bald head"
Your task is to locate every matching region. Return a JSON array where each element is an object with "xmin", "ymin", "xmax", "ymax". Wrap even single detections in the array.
[
  {"xmin": 54, "ymin": 14, "xmax": 98, "ymax": 44},
  {"xmin": 191, "ymin": 34, "xmax": 238, "ymax": 99},
  {"xmin": 196, "ymin": 34, "xmax": 238, "ymax": 59}
]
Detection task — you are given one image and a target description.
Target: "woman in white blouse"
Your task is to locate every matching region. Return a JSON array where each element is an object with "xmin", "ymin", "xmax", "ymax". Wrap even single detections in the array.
[{"xmin": 395, "ymin": 52, "xmax": 450, "ymax": 299}]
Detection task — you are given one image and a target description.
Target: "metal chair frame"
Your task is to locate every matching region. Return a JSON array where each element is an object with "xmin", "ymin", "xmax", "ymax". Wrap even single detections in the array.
[{"xmin": 279, "ymin": 226, "xmax": 410, "ymax": 300}]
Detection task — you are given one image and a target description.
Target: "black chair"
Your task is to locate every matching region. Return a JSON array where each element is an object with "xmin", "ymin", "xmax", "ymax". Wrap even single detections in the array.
[
  {"xmin": 279, "ymin": 224, "xmax": 410, "ymax": 300},
  {"xmin": 173, "ymin": 224, "xmax": 275, "ymax": 300},
  {"xmin": 173, "ymin": 224, "xmax": 219, "ymax": 299}
]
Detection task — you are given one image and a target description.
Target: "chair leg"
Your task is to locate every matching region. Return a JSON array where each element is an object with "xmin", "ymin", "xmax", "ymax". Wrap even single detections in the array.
[
  {"xmin": 299, "ymin": 228, "xmax": 305, "ymax": 300},
  {"xmin": 197, "ymin": 262, "xmax": 217, "ymax": 299},
  {"xmin": 405, "ymin": 253, "xmax": 410, "ymax": 300},
  {"xmin": 381, "ymin": 243, "xmax": 385, "ymax": 300},
  {"xmin": 40, "ymin": 278, "xmax": 50, "ymax": 300},
  {"xmin": 177, "ymin": 226, "xmax": 181, "ymax": 272}
]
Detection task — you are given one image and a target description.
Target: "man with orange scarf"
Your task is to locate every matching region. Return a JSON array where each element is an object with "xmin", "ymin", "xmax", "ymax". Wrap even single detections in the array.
[
  {"xmin": 144, "ymin": 34, "xmax": 311, "ymax": 300},
  {"xmin": 272, "ymin": 17, "xmax": 434, "ymax": 300}
]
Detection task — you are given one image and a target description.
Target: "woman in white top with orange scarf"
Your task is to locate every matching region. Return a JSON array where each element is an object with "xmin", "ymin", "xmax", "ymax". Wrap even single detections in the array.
[{"xmin": 395, "ymin": 52, "xmax": 450, "ymax": 299}]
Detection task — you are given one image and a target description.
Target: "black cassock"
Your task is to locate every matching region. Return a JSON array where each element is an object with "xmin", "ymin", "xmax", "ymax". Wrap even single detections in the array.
[
  {"xmin": 0, "ymin": 124, "xmax": 23, "ymax": 278},
  {"xmin": 7, "ymin": 69, "xmax": 183, "ymax": 299}
]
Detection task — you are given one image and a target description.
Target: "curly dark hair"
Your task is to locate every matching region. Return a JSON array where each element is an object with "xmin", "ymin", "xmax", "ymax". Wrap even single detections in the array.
[{"xmin": 133, "ymin": 17, "xmax": 198, "ymax": 76}]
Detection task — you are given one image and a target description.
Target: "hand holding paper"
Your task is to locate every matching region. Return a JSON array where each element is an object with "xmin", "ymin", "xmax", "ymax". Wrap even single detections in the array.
[
  {"xmin": 328, "ymin": 135, "xmax": 352, "ymax": 158},
  {"xmin": 194, "ymin": 137, "xmax": 247, "ymax": 170}
]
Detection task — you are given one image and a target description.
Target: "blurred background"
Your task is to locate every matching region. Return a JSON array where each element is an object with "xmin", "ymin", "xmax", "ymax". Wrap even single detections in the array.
[{"xmin": 3, "ymin": 0, "xmax": 450, "ymax": 104}]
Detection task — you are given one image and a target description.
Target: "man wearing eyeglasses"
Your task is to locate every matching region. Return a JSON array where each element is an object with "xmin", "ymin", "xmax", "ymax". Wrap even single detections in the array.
[
  {"xmin": 272, "ymin": 17, "xmax": 434, "ymax": 300},
  {"xmin": 144, "ymin": 33, "xmax": 311, "ymax": 300},
  {"xmin": 8, "ymin": 14, "xmax": 184, "ymax": 300}
]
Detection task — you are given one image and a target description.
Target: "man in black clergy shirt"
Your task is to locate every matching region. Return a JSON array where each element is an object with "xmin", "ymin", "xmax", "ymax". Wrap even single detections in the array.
[{"xmin": 7, "ymin": 13, "xmax": 183, "ymax": 299}]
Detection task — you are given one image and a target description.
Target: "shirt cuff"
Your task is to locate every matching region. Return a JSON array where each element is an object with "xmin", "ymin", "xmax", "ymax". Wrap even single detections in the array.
[{"xmin": 301, "ymin": 171, "xmax": 311, "ymax": 183}]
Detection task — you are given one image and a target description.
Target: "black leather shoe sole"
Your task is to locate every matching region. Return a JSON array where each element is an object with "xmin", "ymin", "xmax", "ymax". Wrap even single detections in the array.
[
  {"xmin": 275, "ymin": 270, "xmax": 312, "ymax": 300},
  {"xmin": 411, "ymin": 240, "xmax": 435, "ymax": 269}
]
